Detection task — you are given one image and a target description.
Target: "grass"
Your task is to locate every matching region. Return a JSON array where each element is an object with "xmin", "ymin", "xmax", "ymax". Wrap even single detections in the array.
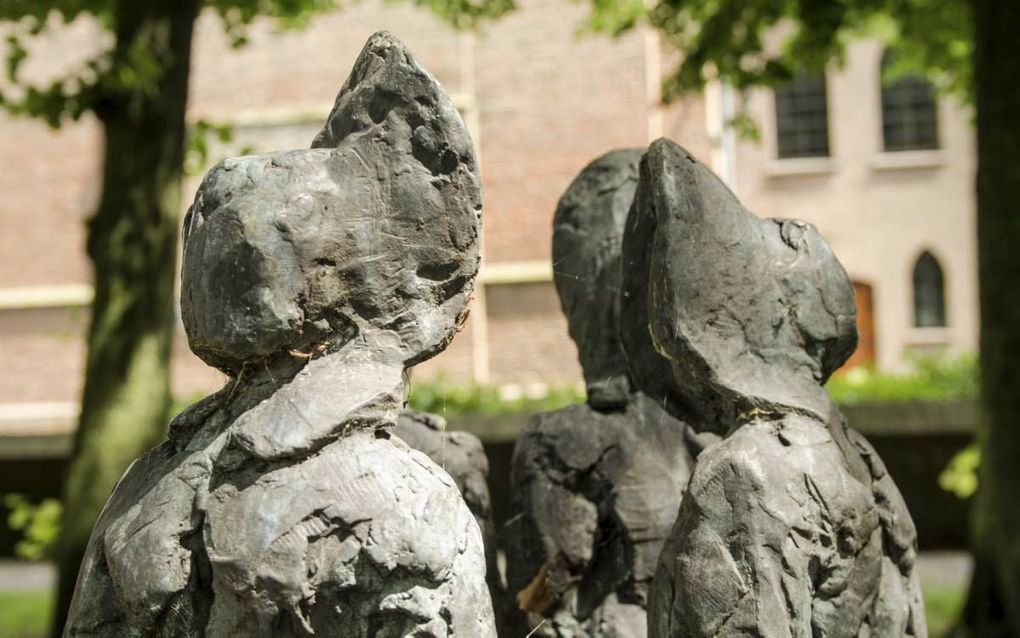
[
  {"xmin": 0, "ymin": 590, "xmax": 52, "ymax": 638},
  {"xmin": 925, "ymin": 584, "xmax": 968, "ymax": 637},
  {"xmin": 0, "ymin": 581, "xmax": 966, "ymax": 636}
]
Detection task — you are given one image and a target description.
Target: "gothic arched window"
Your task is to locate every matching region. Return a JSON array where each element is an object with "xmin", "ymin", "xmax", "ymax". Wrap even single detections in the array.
[
  {"xmin": 881, "ymin": 51, "xmax": 939, "ymax": 152},
  {"xmin": 913, "ymin": 251, "xmax": 946, "ymax": 327}
]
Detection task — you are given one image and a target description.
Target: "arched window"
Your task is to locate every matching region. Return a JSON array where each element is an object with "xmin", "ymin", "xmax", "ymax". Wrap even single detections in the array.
[
  {"xmin": 881, "ymin": 51, "xmax": 939, "ymax": 151},
  {"xmin": 774, "ymin": 73, "xmax": 830, "ymax": 159},
  {"xmin": 913, "ymin": 251, "xmax": 946, "ymax": 327}
]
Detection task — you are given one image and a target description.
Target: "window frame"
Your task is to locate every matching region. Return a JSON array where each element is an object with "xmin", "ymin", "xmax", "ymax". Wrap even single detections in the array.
[
  {"xmin": 879, "ymin": 51, "xmax": 940, "ymax": 154},
  {"xmin": 912, "ymin": 250, "xmax": 948, "ymax": 329},
  {"xmin": 762, "ymin": 72, "xmax": 835, "ymax": 177},
  {"xmin": 771, "ymin": 72, "xmax": 833, "ymax": 161}
]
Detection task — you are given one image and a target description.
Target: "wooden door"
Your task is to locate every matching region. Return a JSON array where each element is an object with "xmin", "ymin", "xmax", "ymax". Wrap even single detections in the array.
[{"xmin": 841, "ymin": 281, "xmax": 876, "ymax": 371}]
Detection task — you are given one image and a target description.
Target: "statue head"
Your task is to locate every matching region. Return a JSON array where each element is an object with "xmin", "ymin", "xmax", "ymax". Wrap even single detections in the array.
[
  {"xmin": 552, "ymin": 149, "xmax": 643, "ymax": 408},
  {"xmin": 621, "ymin": 139, "xmax": 857, "ymax": 431},
  {"xmin": 180, "ymin": 32, "xmax": 481, "ymax": 376}
]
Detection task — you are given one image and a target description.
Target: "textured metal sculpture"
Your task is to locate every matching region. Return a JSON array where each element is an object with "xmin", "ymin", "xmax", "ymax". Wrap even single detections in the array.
[
  {"xmin": 392, "ymin": 410, "xmax": 505, "ymax": 600},
  {"xmin": 393, "ymin": 410, "xmax": 494, "ymax": 559},
  {"xmin": 626, "ymin": 139, "xmax": 927, "ymax": 637},
  {"xmin": 64, "ymin": 32, "xmax": 496, "ymax": 637},
  {"xmin": 505, "ymin": 150, "xmax": 709, "ymax": 637}
]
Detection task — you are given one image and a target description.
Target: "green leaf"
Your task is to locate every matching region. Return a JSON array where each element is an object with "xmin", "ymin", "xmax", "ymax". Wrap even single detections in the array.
[
  {"xmin": 584, "ymin": 0, "xmax": 972, "ymax": 103},
  {"xmin": 3, "ymin": 494, "xmax": 63, "ymax": 561},
  {"xmin": 5, "ymin": 34, "xmax": 27, "ymax": 83},
  {"xmin": 939, "ymin": 443, "xmax": 980, "ymax": 499}
]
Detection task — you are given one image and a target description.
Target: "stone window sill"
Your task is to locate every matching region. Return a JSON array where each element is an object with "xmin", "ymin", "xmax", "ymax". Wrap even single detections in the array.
[
  {"xmin": 871, "ymin": 150, "xmax": 945, "ymax": 171},
  {"xmin": 765, "ymin": 156, "xmax": 836, "ymax": 177},
  {"xmin": 904, "ymin": 326, "xmax": 952, "ymax": 345}
]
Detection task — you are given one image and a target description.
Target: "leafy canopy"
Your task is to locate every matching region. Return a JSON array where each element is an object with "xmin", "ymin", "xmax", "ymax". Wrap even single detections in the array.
[
  {"xmin": 582, "ymin": 0, "xmax": 972, "ymax": 101},
  {"xmin": 0, "ymin": 0, "xmax": 514, "ymax": 127}
]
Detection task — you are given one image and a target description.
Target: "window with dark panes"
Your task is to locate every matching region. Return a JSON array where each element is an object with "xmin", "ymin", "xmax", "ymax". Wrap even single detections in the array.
[
  {"xmin": 774, "ymin": 73, "xmax": 830, "ymax": 159},
  {"xmin": 913, "ymin": 251, "xmax": 946, "ymax": 328},
  {"xmin": 881, "ymin": 51, "xmax": 939, "ymax": 151}
]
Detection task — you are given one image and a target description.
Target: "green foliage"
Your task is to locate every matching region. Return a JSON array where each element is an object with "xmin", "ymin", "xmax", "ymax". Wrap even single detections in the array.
[
  {"xmin": 407, "ymin": 377, "xmax": 585, "ymax": 417},
  {"xmin": 824, "ymin": 354, "xmax": 978, "ymax": 406},
  {"xmin": 923, "ymin": 584, "xmax": 967, "ymax": 638},
  {"xmin": 940, "ymin": 442, "xmax": 980, "ymax": 499},
  {"xmin": 583, "ymin": 0, "xmax": 972, "ymax": 102},
  {"xmin": 727, "ymin": 108, "xmax": 761, "ymax": 142},
  {"xmin": 3, "ymin": 495, "xmax": 62, "ymax": 561},
  {"xmin": 579, "ymin": 0, "xmax": 645, "ymax": 36},
  {"xmin": 0, "ymin": 590, "xmax": 53, "ymax": 638},
  {"xmin": 174, "ymin": 357, "xmax": 980, "ymax": 420},
  {"xmin": 206, "ymin": 0, "xmax": 341, "ymax": 47},
  {"xmin": 391, "ymin": 0, "xmax": 515, "ymax": 30},
  {"xmin": 184, "ymin": 119, "xmax": 235, "ymax": 175}
]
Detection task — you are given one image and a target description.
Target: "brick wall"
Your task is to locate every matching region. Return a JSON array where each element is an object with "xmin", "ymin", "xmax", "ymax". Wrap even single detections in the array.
[
  {"xmin": 0, "ymin": 307, "xmax": 86, "ymax": 403},
  {"xmin": 485, "ymin": 281, "xmax": 582, "ymax": 385},
  {"xmin": 189, "ymin": 8, "xmax": 466, "ymax": 117},
  {"xmin": 476, "ymin": 0, "xmax": 652, "ymax": 265},
  {"xmin": 0, "ymin": 0, "xmax": 701, "ymax": 412},
  {"xmin": 0, "ymin": 115, "xmax": 100, "ymax": 288}
]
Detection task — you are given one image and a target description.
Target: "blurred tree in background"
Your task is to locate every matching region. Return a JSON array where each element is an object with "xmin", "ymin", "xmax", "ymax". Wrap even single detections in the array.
[
  {"xmin": 0, "ymin": 0, "xmax": 512, "ymax": 634},
  {"xmin": 583, "ymin": 0, "xmax": 1017, "ymax": 633}
]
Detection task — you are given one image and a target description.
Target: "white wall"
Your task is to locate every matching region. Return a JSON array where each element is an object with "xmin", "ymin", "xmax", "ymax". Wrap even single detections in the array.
[{"xmin": 725, "ymin": 40, "xmax": 978, "ymax": 371}]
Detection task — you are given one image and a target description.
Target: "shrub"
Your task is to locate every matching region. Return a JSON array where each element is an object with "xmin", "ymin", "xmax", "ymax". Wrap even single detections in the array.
[
  {"xmin": 825, "ymin": 354, "xmax": 978, "ymax": 405},
  {"xmin": 407, "ymin": 377, "xmax": 585, "ymax": 417},
  {"xmin": 3, "ymin": 494, "xmax": 62, "ymax": 561}
]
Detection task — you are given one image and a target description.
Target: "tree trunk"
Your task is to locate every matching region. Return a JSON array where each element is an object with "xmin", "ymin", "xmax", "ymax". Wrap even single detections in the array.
[
  {"xmin": 965, "ymin": 0, "xmax": 1020, "ymax": 635},
  {"xmin": 52, "ymin": 0, "xmax": 200, "ymax": 633}
]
